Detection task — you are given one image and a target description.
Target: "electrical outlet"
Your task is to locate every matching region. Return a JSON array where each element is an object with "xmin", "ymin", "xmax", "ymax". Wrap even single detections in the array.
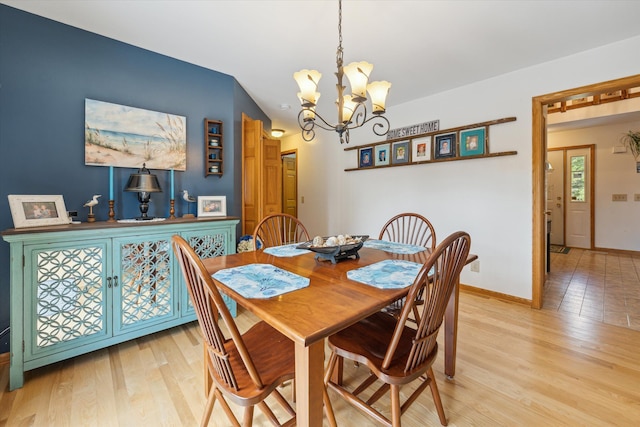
[
  {"xmin": 612, "ymin": 194, "xmax": 627, "ymax": 202},
  {"xmin": 470, "ymin": 260, "xmax": 480, "ymax": 272}
]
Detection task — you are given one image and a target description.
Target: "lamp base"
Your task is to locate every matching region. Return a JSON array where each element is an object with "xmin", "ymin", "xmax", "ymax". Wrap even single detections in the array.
[{"xmin": 133, "ymin": 216, "xmax": 156, "ymax": 221}]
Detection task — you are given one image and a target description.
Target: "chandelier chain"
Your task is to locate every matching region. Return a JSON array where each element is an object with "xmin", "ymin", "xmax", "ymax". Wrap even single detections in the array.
[{"xmin": 337, "ymin": 0, "xmax": 343, "ymax": 67}]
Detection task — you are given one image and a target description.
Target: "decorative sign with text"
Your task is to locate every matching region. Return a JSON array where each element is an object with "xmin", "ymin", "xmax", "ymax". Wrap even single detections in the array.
[{"xmin": 386, "ymin": 120, "xmax": 439, "ymax": 140}]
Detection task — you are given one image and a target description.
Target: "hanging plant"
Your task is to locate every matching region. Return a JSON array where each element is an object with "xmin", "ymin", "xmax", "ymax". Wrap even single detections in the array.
[{"xmin": 620, "ymin": 130, "xmax": 640, "ymax": 160}]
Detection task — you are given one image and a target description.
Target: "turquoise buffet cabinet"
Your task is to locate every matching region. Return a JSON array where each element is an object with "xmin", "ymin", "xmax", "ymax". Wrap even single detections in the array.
[{"xmin": 2, "ymin": 217, "xmax": 239, "ymax": 390}]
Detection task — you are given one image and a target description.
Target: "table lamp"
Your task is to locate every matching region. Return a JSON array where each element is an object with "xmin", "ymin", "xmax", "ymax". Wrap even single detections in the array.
[{"xmin": 124, "ymin": 163, "xmax": 162, "ymax": 220}]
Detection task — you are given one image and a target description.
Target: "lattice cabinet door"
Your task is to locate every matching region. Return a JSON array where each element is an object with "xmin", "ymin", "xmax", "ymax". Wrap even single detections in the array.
[
  {"xmin": 113, "ymin": 234, "xmax": 178, "ymax": 334},
  {"xmin": 24, "ymin": 240, "xmax": 110, "ymax": 359},
  {"xmin": 181, "ymin": 228, "xmax": 236, "ymax": 316}
]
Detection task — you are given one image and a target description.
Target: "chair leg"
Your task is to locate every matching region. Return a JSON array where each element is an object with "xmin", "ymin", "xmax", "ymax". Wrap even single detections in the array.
[
  {"xmin": 257, "ymin": 401, "xmax": 279, "ymax": 425},
  {"xmin": 241, "ymin": 405, "xmax": 254, "ymax": 427},
  {"xmin": 215, "ymin": 389, "xmax": 241, "ymax": 427},
  {"xmin": 427, "ymin": 368, "xmax": 448, "ymax": 426},
  {"xmin": 271, "ymin": 389, "xmax": 296, "ymax": 418},
  {"xmin": 323, "ymin": 383, "xmax": 337, "ymax": 427},
  {"xmin": 390, "ymin": 384, "xmax": 402, "ymax": 427},
  {"xmin": 200, "ymin": 387, "xmax": 217, "ymax": 427}
]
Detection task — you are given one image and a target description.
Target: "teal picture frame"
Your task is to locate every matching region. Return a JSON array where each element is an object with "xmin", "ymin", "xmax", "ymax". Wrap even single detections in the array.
[
  {"xmin": 375, "ymin": 144, "xmax": 390, "ymax": 166},
  {"xmin": 460, "ymin": 127, "xmax": 486, "ymax": 156}
]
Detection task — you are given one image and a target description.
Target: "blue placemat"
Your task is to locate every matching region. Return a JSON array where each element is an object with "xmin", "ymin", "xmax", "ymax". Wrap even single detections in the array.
[
  {"xmin": 347, "ymin": 259, "xmax": 425, "ymax": 289},
  {"xmin": 263, "ymin": 243, "xmax": 309, "ymax": 257},
  {"xmin": 363, "ymin": 239, "xmax": 426, "ymax": 255},
  {"xmin": 212, "ymin": 263, "xmax": 309, "ymax": 298}
]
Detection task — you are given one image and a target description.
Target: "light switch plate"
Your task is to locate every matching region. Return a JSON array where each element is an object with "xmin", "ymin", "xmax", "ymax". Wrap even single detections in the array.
[
  {"xmin": 612, "ymin": 194, "xmax": 627, "ymax": 201},
  {"xmin": 635, "ymin": 194, "xmax": 640, "ymax": 202}
]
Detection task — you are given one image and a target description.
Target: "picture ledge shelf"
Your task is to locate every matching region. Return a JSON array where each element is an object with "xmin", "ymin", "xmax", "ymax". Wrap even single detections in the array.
[{"xmin": 344, "ymin": 116, "xmax": 517, "ymax": 172}]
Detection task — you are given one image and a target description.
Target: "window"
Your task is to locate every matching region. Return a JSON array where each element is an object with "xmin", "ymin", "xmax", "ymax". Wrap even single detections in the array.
[{"xmin": 570, "ymin": 155, "xmax": 586, "ymax": 202}]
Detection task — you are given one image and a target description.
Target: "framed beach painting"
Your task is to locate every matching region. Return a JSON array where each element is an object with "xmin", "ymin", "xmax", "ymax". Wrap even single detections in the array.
[{"xmin": 85, "ymin": 99, "xmax": 186, "ymax": 170}]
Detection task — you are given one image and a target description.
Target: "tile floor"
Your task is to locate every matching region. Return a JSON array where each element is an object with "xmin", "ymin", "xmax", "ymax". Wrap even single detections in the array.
[{"xmin": 543, "ymin": 247, "xmax": 640, "ymax": 331}]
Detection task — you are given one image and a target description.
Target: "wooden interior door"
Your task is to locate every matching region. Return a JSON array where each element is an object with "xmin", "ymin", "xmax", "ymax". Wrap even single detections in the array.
[
  {"xmin": 282, "ymin": 154, "xmax": 297, "ymax": 218},
  {"xmin": 262, "ymin": 136, "xmax": 282, "ymax": 218},
  {"xmin": 241, "ymin": 114, "xmax": 282, "ymax": 236},
  {"xmin": 242, "ymin": 114, "xmax": 261, "ymax": 236}
]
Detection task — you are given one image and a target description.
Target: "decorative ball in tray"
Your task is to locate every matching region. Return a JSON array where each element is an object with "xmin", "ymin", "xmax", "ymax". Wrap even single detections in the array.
[{"xmin": 297, "ymin": 234, "xmax": 368, "ymax": 264}]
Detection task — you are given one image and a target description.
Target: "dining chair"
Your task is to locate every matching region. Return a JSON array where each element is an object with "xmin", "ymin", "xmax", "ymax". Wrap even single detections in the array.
[
  {"xmin": 324, "ymin": 231, "xmax": 471, "ymax": 427},
  {"xmin": 379, "ymin": 213, "xmax": 437, "ymax": 318},
  {"xmin": 171, "ymin": 235, "xmax": 335, "ymax": 427},
  {"xmin": 252, "ymin": 213, "xmax": 310, "ymax": 248},
  {"xmin": 378, "ymin": 212, "xmax": 436, "ymax": 250}
]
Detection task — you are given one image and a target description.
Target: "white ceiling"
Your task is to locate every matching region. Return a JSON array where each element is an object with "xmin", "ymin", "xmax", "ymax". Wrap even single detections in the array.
[{"xmin": 4, "ymin": 0, "xmax": 640, "ymax": 135}]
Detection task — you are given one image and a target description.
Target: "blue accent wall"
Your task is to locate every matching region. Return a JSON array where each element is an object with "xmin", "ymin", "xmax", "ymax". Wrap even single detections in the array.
[{"xmin": 0, "ymin": 4, "xmax": 270, "ymax": 352}]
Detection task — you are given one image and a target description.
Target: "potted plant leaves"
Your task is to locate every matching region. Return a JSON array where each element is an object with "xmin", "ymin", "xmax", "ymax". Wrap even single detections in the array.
[{"xmin": 620, "ymin": 130, "xmax": 640, "ymax": 172}]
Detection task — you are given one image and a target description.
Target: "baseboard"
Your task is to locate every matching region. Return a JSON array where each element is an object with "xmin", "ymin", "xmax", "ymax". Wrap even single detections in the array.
[
  {"xmin": 460, "ymin": 283, "xmax": 532, "ymax": 306},
  {"xmin": 592, "ymin": 246, "xmax": 640, "ymax": 256},
  {"xmin": 0, "ymin": 352, "xmax": 9, "ymax": 366}
]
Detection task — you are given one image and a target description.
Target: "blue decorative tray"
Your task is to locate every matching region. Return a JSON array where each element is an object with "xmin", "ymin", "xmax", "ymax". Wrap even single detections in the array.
[{"xmin": 297, "ymin": 235, "xmax": 368, "ymax": 264}]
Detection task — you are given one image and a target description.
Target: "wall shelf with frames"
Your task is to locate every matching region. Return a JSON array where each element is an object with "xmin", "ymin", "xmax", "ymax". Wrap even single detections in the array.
[{"xmin": 344, "ymin": 116, "xmax": 517, "ymax": 171}]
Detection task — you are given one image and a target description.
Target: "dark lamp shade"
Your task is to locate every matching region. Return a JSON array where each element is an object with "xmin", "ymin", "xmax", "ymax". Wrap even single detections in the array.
[{"xmin": 124, "ymin": 174, "xmax": 162, "ymax": 193}]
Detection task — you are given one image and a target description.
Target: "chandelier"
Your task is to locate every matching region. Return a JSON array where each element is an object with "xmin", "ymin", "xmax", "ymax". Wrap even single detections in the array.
[{"xmin": 293, "ymin": 0, "xmax": 391, "ymax": 144}]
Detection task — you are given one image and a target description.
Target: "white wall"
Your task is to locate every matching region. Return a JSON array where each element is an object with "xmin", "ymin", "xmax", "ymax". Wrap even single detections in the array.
[
  {"xmin": 283, "ymin": 34, "xmax": 640, "ymax": 300},
  {"xmin": 548, "ymin": 119, "xmax": 640, "ymax": 251}
]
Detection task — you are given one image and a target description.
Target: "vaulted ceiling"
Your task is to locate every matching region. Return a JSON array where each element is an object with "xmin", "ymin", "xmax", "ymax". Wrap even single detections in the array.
[{"xmin": 5, "ymin": 0, "xmax": 640, "ymax": 135}]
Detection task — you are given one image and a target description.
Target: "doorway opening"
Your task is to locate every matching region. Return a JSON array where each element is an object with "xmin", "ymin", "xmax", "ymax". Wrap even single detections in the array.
[
  {"xmin": 531, "ymin": 74, "xmax": 640, "ymax": 309},
  {"xmin": 546, "ymin": 145, "xmax": 595, "ymax": 250}
]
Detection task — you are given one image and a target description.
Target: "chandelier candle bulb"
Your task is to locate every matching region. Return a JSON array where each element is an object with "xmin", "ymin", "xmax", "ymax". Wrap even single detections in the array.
[
  {"xmin": 367, "ymin": 81, "xmax": 392, "ymax": 114},
  {"xmin": 341, "ymin": 95, "xmax": 357, "ymax": 123},
  {"xmin": 343, "ymin": 61, "xmax": 373, "ymax": 100},
  {"xmin": 293, "ymin": 70, "xmax": 322, "ymax": 106}
]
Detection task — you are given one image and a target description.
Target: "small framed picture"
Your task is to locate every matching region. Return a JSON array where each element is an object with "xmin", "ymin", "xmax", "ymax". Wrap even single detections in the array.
[
  {"xmin": 374, "ymin": 144, "xmax": 390, "ymax": 166},
  {"xmin": 411, "ymin": 136, "xmax": 431, "ymax": 162},
  {"xmin": 8, "ymin": 195, "xmax": 70, "ymax": 228},
  {"xmin": 391, "ymin": 141, "xmax": 410, "ymax": 165},
  {"xmin": 600, "ymin": 91, "xmax": 621, "ymax": 100},
  {"xmin": 359, "ymin": 147, "xmax": 373, "ymax": 168},
  {"xmin": 434, "ymin": 133, "xmax": 457, "ymax": 159},
  {"xmin": 197, "ymin": 196, "xmax": 227, "ymax": 217},
  {"xmin": 570, "ymin": 97, "xmax": 589, "ymax": 105},
  {"xmin": 460, "ymin": 127, "xmax": 486, "ymax": 157}
]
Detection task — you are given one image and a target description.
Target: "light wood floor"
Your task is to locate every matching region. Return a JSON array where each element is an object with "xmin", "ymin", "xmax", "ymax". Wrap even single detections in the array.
[
  {"xmin": 2, "ymin": 287, "xmax": 639, "ymax": 426},
  {"xmin": 544, "ymin": 248, "xmax": 640, "ymax": 331}
]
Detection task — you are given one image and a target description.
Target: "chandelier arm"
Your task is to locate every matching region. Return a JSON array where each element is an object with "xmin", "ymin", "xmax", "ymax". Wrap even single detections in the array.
[{"xmin": 302, "ymin": 111, "xmax": 342, "ymax": 133}]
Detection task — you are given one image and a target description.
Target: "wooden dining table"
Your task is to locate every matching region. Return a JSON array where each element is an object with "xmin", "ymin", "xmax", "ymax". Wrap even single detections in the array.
[{"xmin": 202, "ymin": 245, "xmax": 477, "ymax": 427}]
